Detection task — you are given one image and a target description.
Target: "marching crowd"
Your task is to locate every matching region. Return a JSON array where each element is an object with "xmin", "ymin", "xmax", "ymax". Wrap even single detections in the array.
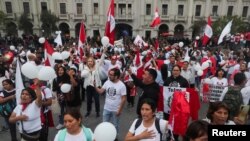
[{"xmin": 0, "ymin": 32, "xmax": 250, "ymax": 141}]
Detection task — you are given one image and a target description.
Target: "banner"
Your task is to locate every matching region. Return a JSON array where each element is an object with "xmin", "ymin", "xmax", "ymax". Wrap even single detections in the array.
[
  {"xmin": 200, "ymin": 80, "xmax": 227, "ymax": 102},
  {"xmin": 163, "ymin": 87, "xmax": 187, "ymax": 113}
]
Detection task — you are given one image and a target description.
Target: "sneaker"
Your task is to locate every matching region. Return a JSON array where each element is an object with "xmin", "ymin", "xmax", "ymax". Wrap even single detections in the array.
[
  {"xmin": 85, "ymin": 113, "xmax": 90, "ymax": 117},
  {"xmin": 56, "ymin": 124, "xmax": 64, "ymax": 130}
]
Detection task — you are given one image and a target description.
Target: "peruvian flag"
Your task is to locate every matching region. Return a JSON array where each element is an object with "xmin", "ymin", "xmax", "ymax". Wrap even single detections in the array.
[
  {"xmin": 105, "ymin": 0, "xmax": 115, "ymax": 45},
  {"xmin": 150, "ymin": 7, "xmax": 161, "ymax": 27},
  {"xmin": 202, "ymin": 16, "xmax": 213, "ymax": 46},
  {"xmin": 78, "ymin": 21, "xmax": 86, "ymax": 59},
  {"xmin": 44, "ymin": 40, "xmax": 55, "ymax": 66}
]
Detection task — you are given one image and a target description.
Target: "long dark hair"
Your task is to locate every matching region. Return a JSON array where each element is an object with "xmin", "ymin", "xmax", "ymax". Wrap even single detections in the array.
[{"xmin": 161, "ymin": 64, "xmax": 168, "ymax": 83}]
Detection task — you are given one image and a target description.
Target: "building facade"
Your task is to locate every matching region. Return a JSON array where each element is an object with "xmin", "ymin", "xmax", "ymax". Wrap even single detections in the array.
[{"xmin": 0, "ymin": 0, "xmax": 249, "ymax": 39}]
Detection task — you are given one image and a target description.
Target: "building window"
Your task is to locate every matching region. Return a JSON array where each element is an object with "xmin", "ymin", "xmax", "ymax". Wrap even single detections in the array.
[
  {"xmin": 5, "ymin": 2, "xmax": 12, "ymax": 13},
  {"xmin": 41, "ymin": 2, "xmax": 47, "ymax": 11},
  {"xmin": 128, "ymin": 4, "xmax": 132, "ymax": 15},
  {"xmin": 23, "ymin": 2, "xmax": 30, "ymax": 14},
  {"xmin": 76, "ymin": 3, "xmax": 82, "ymax": 14},
  {"xmin": 242, "ymin": 6, "xmax": 248, "ymax": 17},
  {"xmin": 162, "ymin": 4, "xmax": 168, "ymax": 15},
  {"xmin": 60, "ymin": 3, "xmax": 66, "ymax": 14},
  {"xmin": 145, "ymin": 31, "xmax": 151, "ymax": 40},
  {"xmin": 146, "ymin": 4, "xmax": 151, "ymax": 15},
  {"xmin": 227, "ymin": 6, "xmax": 233, "ymax": 16},
  {"xmin": 94, "ymin": 3, "xmax": 98, "ymax": 15},
  {"xmin": 195, "ymin": 5, "xmax": 201, "ymax": 16},
  {"xmin": 118, "ymin": 4, "xmax": 126, "ymax": 16},
  {"xmin": 178, "ymin": 5, "xmax": 184, "ymax": 16},
  {"xmin": 93, "ymin": 30, "xmax": 100, "ymax": 37},
  {"xmin": 212, "ymin": 6, "xmax": 218, "ymax": 16}
]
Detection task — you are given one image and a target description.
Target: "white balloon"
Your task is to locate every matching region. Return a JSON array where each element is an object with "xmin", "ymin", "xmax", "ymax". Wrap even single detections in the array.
[
  {"xmin": 10, "ymin": 45, "xmax": 15, "ymax": 50},
  {"xmin": 94, "ymin": 122, "xmax": 117, "ymax": 141},
  {"xmin": 197, "ymin": 70, "xmax": 203, "ymax": 76},
  {"xmin": 60, "ymin": 83, "xmax": 71, "ymax": 93},
  {"xmin": 201, "ymin": 62, "xmax": 209, "ymax": 70},
  {"xmin": 21, "ymin": 62, "xmax": 39, "ymax": 79},
  {"xmin": 37, "ymin": 66, "xmax": 56, "ymax": 81},
  {"xmin": 101, "ymin": 36, "xmax": 110, "ymax": 47},
  {"xmin": 39, "ymin": 37, "xmax": 45, "ymax": 44},
  {"xmin": 61, "ymin": 51, "xmax": 70, "ymax": 59},
  {"xmin": 196, "ymin": 36, "xmax": 200, "ymax": 40},
  {"xmin": 178, "ymin": 42, "xmax": 184, "ymax": 47},
  {"xmin": 52, "ymin": 52, "xmax": 63, "ymax": 60}
]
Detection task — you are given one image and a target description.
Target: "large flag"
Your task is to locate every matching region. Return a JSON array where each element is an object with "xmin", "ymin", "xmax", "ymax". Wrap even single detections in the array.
[
  {"xmin": 44, "ymin": 40, "xmax": 55, "ymax": 66},
  {"xmin": 54, "ymin": 31, "xmax": 62, "ymax": 47},
  {"xmin": 15, "ymin": 60, "xmax": 24, "ymax": 105},
  {"xmin": 105, "ymin": 0, "xmax": 115, "ymax": 45},
  {"xmin": 78, "ymin": 21, "xmax": 86, "ymax": 59},
  {"xmin": 218, "ymin": 20, "xmax": 233, "ymax": 45},
  {"xmin": 202, "ymin": 16, "xmax": 213, "ymax": 46},
  {"xmin": 150, "ymin": 7, "xmax": 161, "ymax": 27}
]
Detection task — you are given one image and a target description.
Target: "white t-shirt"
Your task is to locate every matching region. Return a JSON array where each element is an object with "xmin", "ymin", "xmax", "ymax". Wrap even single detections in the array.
[
  {"xmin": 211, "ymin": 77, "xmax": 228, "ymax": 86},
  {"xmin": 13, "ymin": 100, "xmax": 41, "ymax": 133},
  {"xmin": 129, "ymin": 119, "xmax": 168, "ymax": 141},
  {"xmin": 54, "ymin": 129, "xmax": 94, "ymax": 141},
  {"xmin": 102, "ymin": 80, "xmax": 126, "ymax": 111},
  {"xmin": 41, "ymin": 87, "xmax": 53, "ymax": 112}
]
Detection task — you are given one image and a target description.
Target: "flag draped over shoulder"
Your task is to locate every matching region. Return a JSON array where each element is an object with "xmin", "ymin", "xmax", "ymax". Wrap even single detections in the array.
[
  {"xmin": 78, "ymin": 21, "xmax": 86, "ymax": 59},
  {"xmin": 15, "ymin": 60, "xmax": 24, "ymax": 105},
  {"xmin": 44, "ymin": 40, "xmax": 55, "ymax": 66},
  {"xmin": 105, "ymin": 0, "xmax": 115, "ymax": 45},
  {"xmin": 202, "ymin": 16, "xmax": 213, "ymax": 46},
  {"xmin": 218, "ymin": 20, "xmax": 233, "ymax": 45},
  {"xmin": 150, "ymin": 7, "xmax": 161, "ymax": 27}
]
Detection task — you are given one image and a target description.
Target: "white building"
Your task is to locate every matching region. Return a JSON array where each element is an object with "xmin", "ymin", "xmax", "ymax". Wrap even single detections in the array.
[{"xmin": 0, "ymin": 0, "xmax": 249, "ymax": 39}]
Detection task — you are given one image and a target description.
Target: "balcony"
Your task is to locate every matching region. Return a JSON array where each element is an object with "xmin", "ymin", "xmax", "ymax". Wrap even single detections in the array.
[
  {"xmin": 116, "ymin": 14, "xmax": 133, "ymax": 21},
  {"xmin": 192, "ymin": 16, "xmax": 205, "ymax": 22},
  {"xmin": 161, "ymin": 15, "xmax": 170, "ymax": 21},
  {"xmin": 59, "ymin": 14, "xmax": 68, "ymax": 20},
  {"xmin": 6, "ymin": 13, "xmax": 15, "ymax": 19},
  {"xmin": 74, "ymin": 14, "xmax": 86, "ymax": 20},
  {"xmin": 175, "ymin": 15, "xmax": 187, "ymax": 22}
]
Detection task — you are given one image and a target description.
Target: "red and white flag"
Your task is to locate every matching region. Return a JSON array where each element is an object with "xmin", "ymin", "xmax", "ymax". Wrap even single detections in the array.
[
  {"xmin": 44, "ymin": 40, "xmax": 55, "ymax": 66},
  {"xmin": 202, "ymin": 16, "xmax": 213, "ymax": 46},
  {"xmin": 78, "ymin": 21, "xmax": 86, "ymax": 59},
  {"xmin": 105, "ymin": 0, "xmax": 115, "ymax": 45},
  {"xmin": 150, "ymin": 8, "xmax": 161, "ymax": 27}
]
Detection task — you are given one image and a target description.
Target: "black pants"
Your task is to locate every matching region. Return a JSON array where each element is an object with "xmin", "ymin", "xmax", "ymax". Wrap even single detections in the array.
[
  {"xmin": 163, "ymin": 113, "xmax": 179, "ymax": 141},
  {"xmin": 86, "ymin": 86, "xmax": 100, "ymax": 114},
  {"xmin": 4, "ymin": 116, "xmax": 17, "ymax": 141}
]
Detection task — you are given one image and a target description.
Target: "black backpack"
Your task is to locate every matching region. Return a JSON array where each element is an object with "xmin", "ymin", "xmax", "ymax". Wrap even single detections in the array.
[
  {"xmin": 222, "ymin": 86, "xmax": 243, "ymax": 120},
  {"xmin": 134, "ymin": 118, "xmax": 162, "ymax": 141}
]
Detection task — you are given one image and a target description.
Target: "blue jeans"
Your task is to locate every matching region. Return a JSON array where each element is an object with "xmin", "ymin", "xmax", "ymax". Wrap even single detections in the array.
[{"xmin": 102, "ymin": 109, "xmax": 120, "ymax": 134}]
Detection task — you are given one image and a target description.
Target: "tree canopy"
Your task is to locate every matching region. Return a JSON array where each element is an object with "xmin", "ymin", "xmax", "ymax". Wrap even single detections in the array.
[
  {"xmin": 40, "ymin": 10, "xmax": 59, "ymax": 37},
  {"xmin": 18, "ymin": 13, "xmax": 33, "ymax": 35}
]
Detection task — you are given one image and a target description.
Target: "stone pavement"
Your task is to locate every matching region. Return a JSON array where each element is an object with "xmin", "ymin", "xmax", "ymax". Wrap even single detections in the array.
[{"xmin": 0, "ymin": 94, "xmax": 208, "ymax": 141}]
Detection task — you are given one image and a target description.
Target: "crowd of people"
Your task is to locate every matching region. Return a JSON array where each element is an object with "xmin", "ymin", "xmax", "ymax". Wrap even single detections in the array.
[{"xmin": 0, "ymin": 31, "xmax": 250, "ymax": 141}]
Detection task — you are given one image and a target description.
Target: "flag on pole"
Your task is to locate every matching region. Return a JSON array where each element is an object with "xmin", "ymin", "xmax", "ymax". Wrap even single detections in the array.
[
  {"xmin": 202, "ymin": 16, "xmax": 213, "ymax": 46},
  {"xmin": 218, "ymin": 20, "xmax": 233, "ymax": 45},
  {"xmin": 105, "ymin": 0, "xmax": 115, "ymax": 45},
  {"xmin": 15, "ymin": 60, "xmax": 24, "ymax": 105},
  {"xmin": 78, "ymin": 21, "xmax": 86, "ymax": 59},
  {"xmin": 44, "ymin": 40, "xmax": 55, "ymax": 66},
  {"xmin": 54, "ymin": 31, "xmax": 62, "ymax": 47},
  {"xmin": 150, "ymin": 7, "xmax": 161, "ymax": 27}
]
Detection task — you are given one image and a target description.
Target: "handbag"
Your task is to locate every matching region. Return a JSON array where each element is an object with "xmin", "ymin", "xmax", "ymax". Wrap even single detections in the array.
[{"xmin": 21, "ymin": 118, "xmax": 40, "ymax": 141}]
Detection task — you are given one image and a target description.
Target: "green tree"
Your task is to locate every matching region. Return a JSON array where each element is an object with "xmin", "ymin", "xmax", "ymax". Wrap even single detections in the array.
[
  {"xmin": 212, "ymin": 16, "xmax": 249, "ymax": 36},
  {"xmin": 0, "ymin": 11, "xmax": 7, "ymax": 25},
  {"xmin": 40, "ymin": 11, "xmax": 59, "ymax": 37},
  {"xmin": 190, "ymin": 19, "xmax": 206, "ymax": 39},
  {"xmin": 18, "ymin": 13, "xmax": 33, "ymax": 35}
]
